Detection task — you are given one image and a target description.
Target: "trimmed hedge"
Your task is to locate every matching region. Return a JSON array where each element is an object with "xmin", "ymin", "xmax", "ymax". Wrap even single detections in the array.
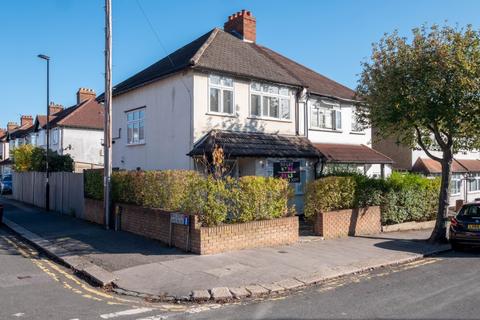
[
  {"xmin": 84, "ymin": 169, "xmax": 292, "ymax": 227},
  {"xmin": 304, "ymin": 172, "xmax": 440, "ymax": 225}
]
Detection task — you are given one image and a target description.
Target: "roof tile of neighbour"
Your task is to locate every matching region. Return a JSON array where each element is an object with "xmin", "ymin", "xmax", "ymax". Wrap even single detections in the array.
[
  {"xmin": 106, "ymin": 28, "xmax": 354, "ymax": 100},
  {"xmin": 188, "ymin": 130, "xmax": 320, "ymax": 158},
  {"xmin": 411, "ymin": 158, "xmax": 468, "ymax": 174},
  {"xmin": 8, "ymin": 123, "xmax": 35, "ymax": 139},
  {"xmin": 454, "ymin": 159, "xmax": 480, "ymax": 173},
  {"xmin": 313, "ymin": 143, "xmax": 394, "ymax": 164},
  {"xmin": 47, "ymin": 99, "xmax": 104, "ymax": 130}
]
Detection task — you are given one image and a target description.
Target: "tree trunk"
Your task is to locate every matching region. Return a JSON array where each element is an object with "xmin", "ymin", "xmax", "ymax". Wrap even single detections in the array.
[{"xmin": 429, "ymin": 149, "xmax": 453, "ymax": 243}]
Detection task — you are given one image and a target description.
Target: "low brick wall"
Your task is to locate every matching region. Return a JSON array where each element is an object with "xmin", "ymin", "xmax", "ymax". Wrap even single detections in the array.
[
  {"xmin": 84, "ymin": 198, "xmax": 104, "ymax": 225},
  {"xmin": 117, "ymin": 203, "xmax": 299, "ymax": 255},
  {"xmin": 314, "ymin": 206, "xmax": 381, "ymax": 239},
  {"xmin": 193, "ymin": 216, "xmax": 299, "ymax": 255},
  {"xmin": 382, "ymin": 220, "xmax": 436, "ymax": 233}
]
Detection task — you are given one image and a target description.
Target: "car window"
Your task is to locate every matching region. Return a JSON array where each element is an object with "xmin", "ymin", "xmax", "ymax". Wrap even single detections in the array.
[
  {"xmin": 2, "ymin": 176, "xmax": 11, "ymax": 182},
  {"xmin": 460, "ymin": 205, "xmax": 480, "ymax": 216}
]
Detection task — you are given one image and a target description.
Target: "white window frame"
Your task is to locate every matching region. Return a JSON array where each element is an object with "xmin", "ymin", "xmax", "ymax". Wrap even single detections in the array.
[
  {"xmin": 351, "ymin": 106, "xmax": 364, "ymax": 133},
  {"xmin": 451, "ymin": 173, "xmax": 462, "ymax": 195},
  {"xmin": 249, "ymin": 82, "xmax": 291, "ymax": 121},
  {"xmin": 468, "ymin": 173, "xmax": 480, "ymax": 193},
  {"xmin": 126, "ymin": 107, "xmax": 145, "ymax": 145},
  {"xmin": 310, "ymin": 100, "xmax": 342, "ymax": 131},
  {"xmin": 52, "ymin": 128, "xmax": 59, "ymax": 145},
  {"xmin": 208, "ymin": 75, "xmax": 235, "ymax": 115}
]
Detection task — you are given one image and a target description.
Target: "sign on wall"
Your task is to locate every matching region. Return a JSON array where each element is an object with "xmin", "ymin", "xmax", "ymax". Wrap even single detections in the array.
[
  {"xmin": 273, "ymin": 161, "xmax": 301, "ymax": 183},
  {"xmin": 171, "ymin": 212, "xmax": 190, "ymax": 225}
]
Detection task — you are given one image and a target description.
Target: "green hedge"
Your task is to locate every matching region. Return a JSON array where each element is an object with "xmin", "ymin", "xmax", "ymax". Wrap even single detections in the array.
[
  {"xmin": 304, "ymin": 172, "xmax": 440, "ymax": 225},
  {"xmin": 84, "ymin": 169, "xmax": 292, "ymax": 227}
]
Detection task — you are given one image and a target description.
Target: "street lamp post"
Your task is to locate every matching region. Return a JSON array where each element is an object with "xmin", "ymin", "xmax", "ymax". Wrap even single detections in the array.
[{"xmin": 38, "ymin": 54, "xmax": 50, "ymax": 211}]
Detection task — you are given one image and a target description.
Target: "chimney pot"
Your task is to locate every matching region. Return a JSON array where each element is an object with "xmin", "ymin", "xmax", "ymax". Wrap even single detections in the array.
[
  {"xmin": 7, "ymin": 122, "xmax": 18, "ymax": 132},
  {"xmin": 224, "ymin": 10, "xmax": 256, "ymax": 43},
  {"xmin": 49, "ymin": 102, "xmax": 64, "ymax": 115},
  {"xmin": 20, "ymin": 115, "xmax": 33, "ymax": 127},
  {"xmin": 76, "ymin": 87, "xmax": 96, "ymax": 104}
]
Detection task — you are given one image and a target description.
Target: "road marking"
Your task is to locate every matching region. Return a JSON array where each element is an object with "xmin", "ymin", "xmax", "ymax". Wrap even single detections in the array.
[
  {"xmin": 12, "ymin": 313, "xmax": 25, "ymax": 317},
  {"xmin": 100, "ymin": 308, "xmax": 154, "ymax": 319},
  {"xmin": 136, "ymin": 315, "xmax": 168, "ymax": 320}
]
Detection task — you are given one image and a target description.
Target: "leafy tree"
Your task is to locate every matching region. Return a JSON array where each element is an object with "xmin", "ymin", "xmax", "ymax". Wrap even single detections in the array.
[
  {"xmin": 12, "ymin": 145, "xmax": 74, "ymax": 173},
  {"xmin": 357, "ymin": 25, "xmax": 480, "ymax": 242},
  {"xmin": 11, "ymin": 144, "xmax": 35, "ymax": 172}
]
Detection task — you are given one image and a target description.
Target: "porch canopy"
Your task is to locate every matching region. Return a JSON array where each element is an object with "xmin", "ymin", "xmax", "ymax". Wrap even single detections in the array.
[
  {"xmin": 188, "ymin": 130, "xmax": 320, "ymax": 158},
  {"xmin": 412, "ymin": 158, "xmax": 469, "ymax": 175},
  {"xmin": 312, "ymin": 143, "xmax": 394, "ymax": 164}
]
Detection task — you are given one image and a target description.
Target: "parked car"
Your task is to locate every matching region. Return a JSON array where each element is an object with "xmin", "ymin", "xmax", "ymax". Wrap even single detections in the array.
[
  {"xmin": 450, "ymin": 202, "xmax": 480, "ymax": 250},
  {"xmin": 0, "ymin": 175, "xmax": 12, "ymax": 194}
]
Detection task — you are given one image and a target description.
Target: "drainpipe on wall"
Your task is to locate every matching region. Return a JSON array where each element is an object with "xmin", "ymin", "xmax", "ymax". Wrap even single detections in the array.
[{"xmin": 304, "ymin": 91, "xmax": 310, "ymax": 139}]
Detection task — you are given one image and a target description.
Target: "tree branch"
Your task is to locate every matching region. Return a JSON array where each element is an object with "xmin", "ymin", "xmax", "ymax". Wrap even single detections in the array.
[
  {"xmin": 415, "ymin": 126, "xmax": 443, "ymax": 162},
  {"xmin": 427, "ymin": 123, "xmax": 448, "ymax": 150}
]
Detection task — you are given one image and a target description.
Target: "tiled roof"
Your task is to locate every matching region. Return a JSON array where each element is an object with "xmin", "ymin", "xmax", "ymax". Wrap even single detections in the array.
[
  {"xmin": 188, "ymin": 130, "xmax": 320, "ymax": 158},
  {"xmin": 456, "ymin": 159, "xmax": 480, "ymax": 172},
  {"xmin": 8, "ymin": 123, "xmax": 34, "ymax": 139},
  {"xmin": 48, "ymin": 99, "xmax": 104, "ymax": 130},
  {"xmin": 106, "ymin": 28, "xmax": 354, "ymax": 101},
  {"xmin": 313, "ymin": 143, "xmax": 394, "ymax": 164},
  {"xmin": 412, "ymin": 158, "xmax": 468, "ymax": 174}
]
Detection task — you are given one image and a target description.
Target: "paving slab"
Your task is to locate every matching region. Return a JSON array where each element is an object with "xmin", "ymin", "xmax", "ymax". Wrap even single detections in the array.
[
  {"xmin": 229, "ymin": 287, "xmax": 249, "ymax": 299},
  {"xmin": 210, "ymin": 287, "xmax": 232, "ymax": 301},
  {"xmin": 260, "ymin": 282, "xmax": 285, "ymax": 293},
  {"xmin": 191, "ymin": 290, "xmax": 211, "ymax": 301},
  {"xmin": 245, "ymin": 285, "xmax": 269, "ymax": 297}
]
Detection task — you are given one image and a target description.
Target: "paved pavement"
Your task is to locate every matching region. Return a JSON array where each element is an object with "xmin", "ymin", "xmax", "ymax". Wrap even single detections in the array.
[
  {"xmin": 175, "ymin": 249, "xmax": 480, "ymax": 319},
  {"xmin": 1, "ymin": 197, "xmax": 450, "ymax": 301},
  {"xmin": 0, "ymin": 226, "xmax": 202, "ymax": 320}
]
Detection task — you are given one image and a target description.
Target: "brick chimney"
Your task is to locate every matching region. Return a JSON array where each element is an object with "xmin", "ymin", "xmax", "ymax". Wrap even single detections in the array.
[
  {"xmin": 7, "ymin": 122, "xmax": 18, "ymax": 132},
  {"xmin": 49, "ymin": 102, "xmax": 64, "ymax": 115},
  {"xmin": 76, "ymin": 88, "xmax": 96, "ymax": 104},
  {"xmin": 224, "ymin": 10, "xmax": 256, "ymax": 43},
  {"xmin": 20, "ymin": 115, "xmax": 33, "ymax": 127}
]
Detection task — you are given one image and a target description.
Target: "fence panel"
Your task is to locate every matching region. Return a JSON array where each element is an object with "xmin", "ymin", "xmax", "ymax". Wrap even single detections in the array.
[{"xmin": 11, "ymin": 171, "xmax": 84, "ymax": 217}]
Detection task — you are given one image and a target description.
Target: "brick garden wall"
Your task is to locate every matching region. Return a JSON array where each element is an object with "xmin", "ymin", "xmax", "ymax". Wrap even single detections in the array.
[
  {"xmin": 314, "ymin": 206, "xmax": 381, "ymax": 239},
  {"xmin": 116, "ymin": 202, "xmax": 298, "ymax": 255},
  {"xmin": 193, "ymin": 216, "xmax": 299, "ymax": 255},
  {"xmin": 84, "ymin": 198, "xmax": 104, "ymax": 225}
]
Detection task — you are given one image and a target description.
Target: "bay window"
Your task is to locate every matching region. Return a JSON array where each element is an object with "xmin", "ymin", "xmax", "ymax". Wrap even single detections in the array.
[
  {"xmin": 127, "ymin": 108, "xmax": 145, "ymax": 145},
  {"xmin": 469, "ymin": 173, "xmax": 480, "ymax": 192},
  {"xmin": 311, "ymin": 100, "xmax": 342, "ymax": 130},
  {"xmin": 250, "ymin": 82, "xmax": 291, "ymax": 120},
  {"xmin": 209, "ymin": 75, "xmax": 234, "ymax": 115}
]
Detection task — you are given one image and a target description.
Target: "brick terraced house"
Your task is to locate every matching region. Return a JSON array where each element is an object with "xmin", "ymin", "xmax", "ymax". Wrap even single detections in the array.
[{"xmin": 108, "ymin": 10, "xmax": 393, "ymax": 211}]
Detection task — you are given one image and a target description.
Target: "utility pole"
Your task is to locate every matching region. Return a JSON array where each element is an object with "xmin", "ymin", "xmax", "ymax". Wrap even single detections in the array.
[{"xmin": 104, "ymin": 0, "xmax": 112, "ymax": 229}]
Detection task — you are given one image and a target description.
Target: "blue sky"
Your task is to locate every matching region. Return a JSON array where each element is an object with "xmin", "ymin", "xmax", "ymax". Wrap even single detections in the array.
[{"xmin": 1, "ymin": 0, "xmax": 479, "ymax": 128}]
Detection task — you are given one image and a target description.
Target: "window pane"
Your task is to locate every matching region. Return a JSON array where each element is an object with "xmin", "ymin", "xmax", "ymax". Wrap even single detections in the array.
[
  {"xmin": 311, "ymin": 108, "xmax": 319, "ymax": 127},
  {"xmin": 133, "ymin": 122, "xmax": 139, "ymax": 142},
  {"xmin": 251, "ymin": 94, "xmax": 261, "ymax": 116},
  {"xmin": 209, "ymin": 75, "xmax": 220, "ymax": 85},
  {"xmin": 280, "ymin": 98, "xmax": 290, "ymax": 119},
  {"xmin": 139, "ymin": 120, "xmax": 144, "ymax": 141},
  {"xmin": 127, "ymin": 123, "xmax": 133, "ymax": 143},
  {"xmin": 133, "ymin": 111, "xmax": 139, "ymax": 120},
  {"xmin": 251, "ymin": 82, "xmax": 261, "ymax": 92},
  {"xmin": 223, "ymin": 90, "xmax": 233, "ymax": 114},
  {"xmin": 262, "ymin": 96, "xmax": 269, "ymax": 116},
  {"xmin": 210, "ymin": 88, "xmax": 220, "ymax": 112},
  {"xmin": 139, "ymin": 110, "xmax": 145, "ymax": 120},
  {"xmin": 127, "ymin": 112, "xmax": 133, "ymax": 121},
  {"xmin": 269, "ymin": 97, "xmax": 279, "ymax": 118},
  {"xmin": 335, "ymin": 110, "xmax": 342, "ymax": 130},
  {"xmin": 221, "ymin": 77, "xmax": 233, "ymax": 87}
]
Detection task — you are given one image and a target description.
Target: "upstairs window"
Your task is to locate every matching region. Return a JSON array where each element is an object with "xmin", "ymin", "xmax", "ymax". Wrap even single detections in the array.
[
  {"xmin": 250, "ymin": 82, "xmax": 291, "ymax": 120},
  {"xmin": 209, "ymin": 75, "xmax": 234, "ymax": 115},
  {"xmin": 127, "ymin": 108, "xmax": 145, "ymax": 145},
  {"xmin": 311, "ymin": 100, "xmax": 342, "ymax": 130},
  {"xmin": 351, "ymin": 107, "xmax": 363, "ymax": 132},
  {"xmin": 52, "ymin": 129, "xmax": 59, "ymax": 145}
]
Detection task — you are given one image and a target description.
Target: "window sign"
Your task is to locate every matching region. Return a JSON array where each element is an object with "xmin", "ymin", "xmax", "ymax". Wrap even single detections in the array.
[{"xmin": 273, "ymin": 161, "xmax": 300, "ymax": 183}]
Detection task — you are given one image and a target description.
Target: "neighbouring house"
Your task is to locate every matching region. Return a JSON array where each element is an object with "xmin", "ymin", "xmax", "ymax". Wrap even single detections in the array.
[
  {"xmin": 34, "ymin": 88, "xmax": 105, "ymax": 172},
  {"xmin": 0, "ymin": 127, "xmax": 12, "ymax": 176},
  {"xmin": 373, "ymin": 133, "xmax": 480, "ymax": 205},
  {"xmin": 108, "ymin": 10, "xmax": 392, "ymax": 211}
]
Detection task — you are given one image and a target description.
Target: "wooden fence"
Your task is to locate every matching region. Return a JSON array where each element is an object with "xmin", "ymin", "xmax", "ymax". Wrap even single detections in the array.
[{"xmin": 12, "ymin": 171, "xmax": 85, "ymax": 218}]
